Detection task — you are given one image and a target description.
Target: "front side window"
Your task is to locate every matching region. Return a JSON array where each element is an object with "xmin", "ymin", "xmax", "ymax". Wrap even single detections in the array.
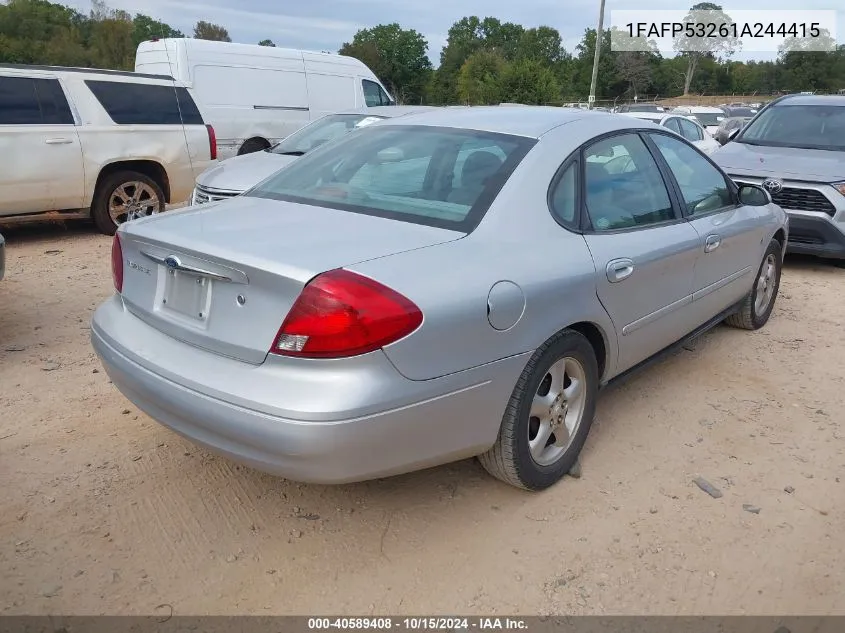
[
  {"xmin": 249, "ymin": 125, "xmax": 535, "ymax": 231},
  {"xmin": 582, "ymin": 133, "xmax": 675, "ymax": 231},
  {"xmin": 272, "ymin": 114, "xmax": 384, "ymax": 155},
  {"xmin": 649, "ymin": 133, "xmax": 733, "ymax": 216},
  {"xmin": 737, "ymin": 103, "xmax": 845, "ymax": 151},
  {"xmin": 362, "ymin": 79, "xmax": 392, "ymax": 107}
]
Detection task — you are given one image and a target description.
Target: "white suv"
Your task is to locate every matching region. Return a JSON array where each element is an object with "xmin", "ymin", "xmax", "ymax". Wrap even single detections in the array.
[{"xmin": 0, "ymin": 64, "xmax": 217, "ymax": 235}]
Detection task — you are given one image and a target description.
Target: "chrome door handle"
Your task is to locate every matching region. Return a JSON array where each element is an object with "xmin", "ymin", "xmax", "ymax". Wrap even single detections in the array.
[
  {"xmin": 606, "ymin": 258, "xmax": 635, "ymax": 283},
  {"xmin": 45, "ymin": 138, "xmax": 73, "ymax": 145},
  {"xmin": 705, "ymin": 235, "xmax": 721, "ymax": 253}
]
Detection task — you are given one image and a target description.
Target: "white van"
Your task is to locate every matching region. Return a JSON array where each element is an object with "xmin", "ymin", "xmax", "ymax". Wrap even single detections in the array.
[{"xmin": 135, "ymin": 38, "xmax": 395, "ymax": 159}]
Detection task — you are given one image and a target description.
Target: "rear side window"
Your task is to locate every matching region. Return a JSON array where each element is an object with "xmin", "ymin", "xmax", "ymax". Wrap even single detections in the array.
[
  {"xmin": 85, "ymin": 80, "xmax": 204, "ymax": 125},
  {"xmin": 0, "ymin": 76, "xmax": 72, "ymax": 125}
]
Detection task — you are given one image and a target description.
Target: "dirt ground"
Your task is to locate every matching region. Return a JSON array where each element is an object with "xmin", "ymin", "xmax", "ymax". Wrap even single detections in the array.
[{"xmin": 1, "ymin": 221, "xmax": 843, "ymax": 617}]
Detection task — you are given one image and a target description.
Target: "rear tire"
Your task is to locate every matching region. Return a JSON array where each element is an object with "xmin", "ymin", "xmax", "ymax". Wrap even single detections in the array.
[
  {"xmin": 91, "ymin": 171, "xmax": 165, "ymax": 236},
  {"xmin": 725, "ymin": 238, "xmax": 782, "ymax": 330},
  {"xmin": 478, "ymin": 329, "xmax": 599, "ymax": 491},
  {"xmin": 238, "ymin": 138, "xmax": 270, "ymax": 155}
]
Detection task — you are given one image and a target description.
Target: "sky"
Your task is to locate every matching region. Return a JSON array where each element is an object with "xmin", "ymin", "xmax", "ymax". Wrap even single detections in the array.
[{"xmin": 64, "ymin": 0, "xmax": 844, "ymax": 65}]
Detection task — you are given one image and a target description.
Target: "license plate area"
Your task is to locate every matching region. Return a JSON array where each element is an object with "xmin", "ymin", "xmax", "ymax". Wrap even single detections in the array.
[{"xmin": 160, "ymin": 268, "xmax": 212, "ymax": 323}]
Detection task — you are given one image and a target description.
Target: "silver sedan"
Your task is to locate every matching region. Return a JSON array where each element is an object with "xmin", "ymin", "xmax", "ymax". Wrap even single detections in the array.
[{"xmin": 92, "ymin": 106, "xmax": 788, "ymax": 490}]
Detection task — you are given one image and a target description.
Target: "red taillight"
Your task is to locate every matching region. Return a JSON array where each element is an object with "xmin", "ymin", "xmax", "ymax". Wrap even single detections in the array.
[
  {"xmin": 111, "ymin": 233, "xmax": 124, "ymax": 293},
  {"xmin": 206, "ymin": 124, "xmax": 217, "ymax": 160},
  {"xmin": 270, "ymin": 269, "xmax": 422, "ymax": 359}
]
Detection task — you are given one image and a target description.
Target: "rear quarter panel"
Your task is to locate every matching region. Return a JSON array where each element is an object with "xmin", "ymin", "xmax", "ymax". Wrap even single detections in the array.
[
  {"xmin": 350, "ymin": 120, "xmax": 626, "ymax": 382},
  {"xmin": 65, "ymin": 76, "xmax": 208, "ymax": 205}
]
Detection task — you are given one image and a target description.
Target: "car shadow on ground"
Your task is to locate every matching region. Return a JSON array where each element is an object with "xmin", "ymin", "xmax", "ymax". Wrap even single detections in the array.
[{"xmin": 0, "ymin": 219, "xmax": 98, "ymax": 245}]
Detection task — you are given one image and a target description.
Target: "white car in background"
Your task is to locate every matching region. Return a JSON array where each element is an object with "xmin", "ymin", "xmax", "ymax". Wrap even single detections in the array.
[
  {"xmin": 669, "ymin": 106, "xmax": 726, "ymax": 136},
  {"xmin": 191, "ymin": 106, "xmax": 438, "ymax": 204},
  {"xmin": 620, "ymin": 111, "xmax": 720, "ymax": 154}
]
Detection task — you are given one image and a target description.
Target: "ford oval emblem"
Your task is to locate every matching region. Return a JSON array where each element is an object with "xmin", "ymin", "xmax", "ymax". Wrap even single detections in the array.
[
  {"xmin": 761, "ymin": 179, "xmax": 783, "ymax": 194},
  {"xmin": 164, "ymin": 255, "xmax": 181, "ymax": 269}
]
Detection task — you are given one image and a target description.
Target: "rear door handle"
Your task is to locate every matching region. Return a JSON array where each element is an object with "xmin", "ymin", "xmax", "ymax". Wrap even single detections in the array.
[
  {"xmin": 705, "ymin": 234, "xmax": 721, "ymax": 253},
  {"xmin": 45, "ymin": 138, "xmax": 73, "ymax": 145},
  {"xmin": 606, "ymin": 258, "xmax": 634, "ymax": 283}
]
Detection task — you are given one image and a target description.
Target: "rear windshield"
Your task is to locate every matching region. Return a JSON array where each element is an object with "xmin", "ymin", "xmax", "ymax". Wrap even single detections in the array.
[
  {"xmin": 248, "ymin": 125, "xmax": 536, "ymax": 232},
  {"xmin": 271, "ymin": 113, "xmax": 384, "ymax": 155},
  {"xmin": 737, "ymin": 104, "xmax": 845, "ymax": 151}
]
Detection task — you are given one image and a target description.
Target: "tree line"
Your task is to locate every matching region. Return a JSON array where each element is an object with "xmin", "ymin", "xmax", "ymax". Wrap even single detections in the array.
[{"xmin": 2, "ymin": 0, "xmax": 844, "ymax": 105}]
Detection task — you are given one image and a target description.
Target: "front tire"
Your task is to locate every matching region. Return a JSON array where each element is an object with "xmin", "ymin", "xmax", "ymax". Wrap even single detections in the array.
[
  {"xmin": 91, "ymin": 171, "xmax": 165, "ymax": 236},
  {"xmin": 725, "ymin": 238, "xmax": 782, "ymax": 330},
  {"xmin": 238, "ymin": 138, "xmax": 270, "ymax": 155},
  {"xmin": 478, "ymin": 330, "xmax": 599, "ymax": 491}
]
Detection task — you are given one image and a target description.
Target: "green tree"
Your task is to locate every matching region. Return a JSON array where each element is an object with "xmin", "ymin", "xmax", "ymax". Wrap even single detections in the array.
[
  {"xmin": 339, "ymin": 23, "xmax": 432, "ymax": 104},
  {"xmin": 517, "ymin": 26, "xmax": 564, "ymax": 66},
  {"xmin": 500, "ymin": 58, "xmax": 560, "ymax": 104},
  {"xmin": 434, "ymin": 16, "xmax": 526, "ymax": 104},
  {"xmin": 193, "ymin": 20, "xmax": 230, "ymax": 42},
  {"xmin": 89, "ymin": 0, "xmax": 134, "ymax": 69},
  {"xmin": 131, "ymin": 14, "xmax": 183, "ymax": 49},
  {"xmin": 456, "ymin": 48, "xmax": 505, "ymax": 104},
  {"xmin": 258, "ymin": 39, "xmax": 275, "ymax": 47},
  {"xmin": 0, "ymin": 0, "xmax": 90, "ymax": 65},
  {"xmin": 674, "ymin": 3, "xmax": 740, "ymax": 94}
]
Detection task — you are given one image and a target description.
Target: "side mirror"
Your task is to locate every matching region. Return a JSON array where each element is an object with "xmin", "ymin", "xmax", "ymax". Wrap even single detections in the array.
[
  {"xmin": 738, "ymin": 184, "xmax": 771, "ymax": 206},
  {"xmin": 727, "ymin": 128, "xmax": 740, "ymax": 141}
]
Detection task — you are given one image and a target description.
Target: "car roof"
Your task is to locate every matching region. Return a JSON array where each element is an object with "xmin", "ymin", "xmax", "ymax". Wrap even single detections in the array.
[
  {"xmin": 772, "ymin": 95, "xmax": 845, "ymax": 107},
  {"xmin": 336, "ymin": 105, "xmax": 447, "ymax": 118},
  {"xmin": 372, "ymin": 105, "xmax": 638, "ymax": 138},
  {"xmin": 679, "ymin": 106, "xmax": 724, "ymax": 112},
  {"xmin": 620, "ymin": 111, "xmax": 664, "ymax": 121}
]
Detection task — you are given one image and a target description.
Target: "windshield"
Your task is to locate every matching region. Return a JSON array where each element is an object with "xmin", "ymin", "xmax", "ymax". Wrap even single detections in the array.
[
  {"xmin": 249, "ymin": 125, "xmax": 536, "ymax": 232},
  {"xmin": 694, "ymin": 113, "xmax": 725, "ymax": 126},
  {"xmin": 725, "ymin": 107, "xmax": 756, "ymax": 117},
  {"xmin": 270, "ymin": 114, "xmax": 385, "ymax": 155},
  {"xmin": 627, "ymin": 104, "xmax": 664, "ymax": 112},
  {"xmin": 737, "ymin": 104, "xmax": 845, "ymax": 151}
]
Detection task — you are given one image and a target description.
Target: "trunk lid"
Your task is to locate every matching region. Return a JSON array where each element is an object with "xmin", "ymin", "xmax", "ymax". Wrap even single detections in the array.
[{"xmin": 118, "ymin": 196, "xmax": 462, "ymax": 364}]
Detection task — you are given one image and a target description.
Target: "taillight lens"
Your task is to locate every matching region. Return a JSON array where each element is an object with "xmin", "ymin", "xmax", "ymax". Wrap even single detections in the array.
[
  {"xmin": 270, "ymin": 269, "xmax": 422, "ymax": 359},
  {"xmin": 206, "ymin": 124, "xmax": 217, "ymax": 160},
  {"xmin": 111, "ymin": 233, "xmax": 123, "ymax": 293}
]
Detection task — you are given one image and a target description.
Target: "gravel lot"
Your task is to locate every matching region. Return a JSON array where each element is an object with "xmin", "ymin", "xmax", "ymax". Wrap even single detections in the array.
[{"xmin": 1, "ymin": 221, "xmax": 844, "ymax": 616}]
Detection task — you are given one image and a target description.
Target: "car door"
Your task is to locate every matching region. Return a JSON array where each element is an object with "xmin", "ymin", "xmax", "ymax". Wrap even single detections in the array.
[
  {"xmin": 575, "ymin": 132, "xmax": 701, "ymax": 375},
  {"xmin": 0, "ymin": 75, "xmax": 84, "ymax": 216},
  {"xmin": 645, "ymin": 131, "xmax": 767, "ymax": 320}
]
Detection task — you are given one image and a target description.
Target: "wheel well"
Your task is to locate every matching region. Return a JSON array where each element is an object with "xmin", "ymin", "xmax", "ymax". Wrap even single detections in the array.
[
  {"xmin": 773, "ymin": 229, "xmax": 786, "ymax": 249},
  {"xmin": 95, "ymin": 160, "xmax": 171, "ymax": 203},
  {"xmin": 568, "ymin": 322, "xmax": 607, "ymax": 379},
  {"xmin": 239, "ymin": 137, "xmax": 271, "ymax": 154}
]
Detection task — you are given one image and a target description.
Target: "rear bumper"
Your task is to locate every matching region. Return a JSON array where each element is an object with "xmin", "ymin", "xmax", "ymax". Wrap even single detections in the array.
[
  {"xmin": 91, "ymin": 296, "xmax": 528, "ymax": 483},
  {"xmin": 786, "ymin": 214, "xmax": 845, "ymax": 259}
]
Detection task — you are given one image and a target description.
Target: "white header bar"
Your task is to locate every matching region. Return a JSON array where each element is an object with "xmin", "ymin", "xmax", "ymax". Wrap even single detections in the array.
[{"xmin": 609, "ymin": 9, "xmax": 838, "ymax": 53}]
